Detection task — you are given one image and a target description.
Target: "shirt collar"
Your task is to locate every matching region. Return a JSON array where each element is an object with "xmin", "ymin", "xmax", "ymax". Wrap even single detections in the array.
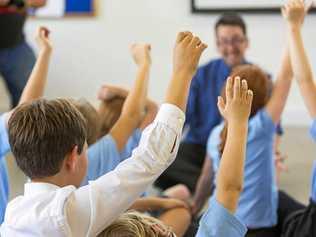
[{"xmin": 24, "ymin": 182, "xmax": 61, "ymax": 196}]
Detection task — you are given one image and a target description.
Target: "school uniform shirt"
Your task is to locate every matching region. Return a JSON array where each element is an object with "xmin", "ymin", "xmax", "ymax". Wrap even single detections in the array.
[
  {"xmin": 0, "ymin": 103, "xmax": 185, "ymax": 237},
  {"xmin": 81, "ymin": 129, "xmax": 142, "ymax": 185},
  {"xmin": 196, "ymin": 197, "xmax": 247, "ymax": 237},
  {"xmin": 207, "ymin": 109, "xmax": 278, "ymax": 228},
  {"xmin": 0, "ymin": 113, "xmax": 10, "ymax": 224}
]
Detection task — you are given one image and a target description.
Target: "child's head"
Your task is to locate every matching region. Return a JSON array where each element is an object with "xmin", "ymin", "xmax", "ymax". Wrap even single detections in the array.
[
  {"xmin": 98, "ymin": 211, "xmax": 175, "ymax": 237},
  {"xmin": 98, "ymin": 97, "xmax": 125, "ymax": 138},
  {"xmin": 72, "ymin": 98, "xmax": 100, "ymax": 146},
  {"xmin": 219, "ymin": 65, "xmax": 270, "ymax": 154},
  {"xmin": 8, "ymin": 98, "xmax": 88, "ymax": 187}
]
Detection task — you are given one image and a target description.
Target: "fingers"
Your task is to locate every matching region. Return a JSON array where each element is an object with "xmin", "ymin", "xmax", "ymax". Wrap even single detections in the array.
[
  {"xmin": 247, "ymin": 89, "xmax": 253, "ymax": 106},
  {"xmin": 225, "ymin": 77, "xmax": 233, "ymax": 103},
  {"xmin": 38, "ymin": 26, "xmax": 50, "ymax": 39},
  {"xmin": 241, "ymin": 79, "xmax": 248, "ymax": 101},
  {"xmin": 176, "ymin": 31, "xmax": 191, "ymax": 43},
  {"xmin": 233, "ymin": 77, "xmax": 241, "ymax": 100}
]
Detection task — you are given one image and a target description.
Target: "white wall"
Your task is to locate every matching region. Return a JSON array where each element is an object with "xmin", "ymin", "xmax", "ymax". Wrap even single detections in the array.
[{"xmin": 20, "ymin": 0, "xmax": 316, "ymax": 125}]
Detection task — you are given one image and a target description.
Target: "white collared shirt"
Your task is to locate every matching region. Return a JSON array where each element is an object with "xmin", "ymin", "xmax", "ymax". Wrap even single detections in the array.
[{"xmin": 0, "ymin": 103, "xmax": 185, "ymax": 237}]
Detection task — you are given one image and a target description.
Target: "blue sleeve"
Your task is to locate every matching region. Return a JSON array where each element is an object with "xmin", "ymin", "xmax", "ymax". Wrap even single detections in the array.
[
  {"xmin": 0, "ymin": 114, "xmax": 10, "ymax": 157},
  {"xmin": 249, "ymin": 109, "xmax": 275, "ymax": 137},
  {"xmin": 310, "ymin": 119, "xmax": 316, "ymax": 141},
  {"xmin": 196, "ymin": 197, "xmax": 247, "ymax": 237},
  {"xmin": 311, "ymin": 162, "xmax": 316, "ymax": 203},
  {"xmin": 206, "ymin": 124, "xmax": 223, "ymax": 172},
  {"xmin": 119, "ymin": 129, "xmax": 142, "ymax": 161},
  {"xmin": 82, "ymin": 135, "xmax": 121, "ymax": 186}
]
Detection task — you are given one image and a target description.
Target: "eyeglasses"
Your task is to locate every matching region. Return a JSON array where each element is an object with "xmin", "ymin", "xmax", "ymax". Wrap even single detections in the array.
[{"xmin": 217, "ymin": 37, "xmax": 246, "ymax": 47}]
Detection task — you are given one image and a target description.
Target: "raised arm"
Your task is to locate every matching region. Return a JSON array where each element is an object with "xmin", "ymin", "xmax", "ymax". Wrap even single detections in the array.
[
  {"xmin": 109, "ymin": 44, "xmax": 151, "ymax": 151},
  {"xmin": 265, "ymin": 47, "xmax": 293, "ymax": 123},
  {"xmin": 5, "ymin": 27, "xmax": 52, "ymax": 125},
  {"xmin": 216, "ymin": 77, "xmax": 253, "ymax": 213},
  {"xmin": 26, "ymin": 0, "xmax": 47, "ymax": 7},
  {"xmin": 283, "ymin": 0, "xmax": 316, "ymax": 118}
]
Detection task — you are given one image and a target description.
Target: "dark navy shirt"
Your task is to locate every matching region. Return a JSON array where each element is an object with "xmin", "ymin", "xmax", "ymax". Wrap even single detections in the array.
[{"xmin": 184, "ymin": 58, "xmax": 233, "ymax": 145}]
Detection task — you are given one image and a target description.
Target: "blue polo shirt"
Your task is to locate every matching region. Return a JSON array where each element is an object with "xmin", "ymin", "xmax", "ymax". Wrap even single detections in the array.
[
  {"xmin": 0, "ymin": 114, "xmax": 10, "ymax": 223},
  {"xmin": 82, "ymin": 129, "xmax": 142, "ymax": 185},
  {"xmin": 309, "ymin": 120, "xmax": 316, "ymax": 202},
  {"xmin": 196, "ymin": 197, "xmax": 247, "ymax": 237},
  {"xmin": 207, "ymin": 109, "xmax": 278, "ymax": 228}
]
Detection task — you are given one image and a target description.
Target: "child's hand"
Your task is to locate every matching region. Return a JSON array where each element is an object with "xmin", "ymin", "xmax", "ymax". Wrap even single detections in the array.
[
  {"xmin": 130, "ymin": 43, "xmax": 151, "ymax": 67},
  {"xmin": 173, "ymin": 31, "xmax": 207, "ymax": 77},
  {"xmin": 218, "ymin": 77, "xmax": 253, "ymax": 124},
  {"xmin": 282, "ymin": 0, "xmax": 313, "ymax": 27},
  {"xmin": 160, "ymin": 198, "xmax": 190, "ymax": 211},
  {"xmin": 35, "ymin": 26, "xmax": 52, "ymax": 53}
]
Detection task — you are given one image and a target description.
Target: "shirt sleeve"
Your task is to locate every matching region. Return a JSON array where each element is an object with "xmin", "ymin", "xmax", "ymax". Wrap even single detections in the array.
[
  {"xmin": 196, "ymin": 197, "xmax": 247, "ymax": 237},
  {"xmin": 249, "ymin": 109, "xmax": 275, "ymax": 137},
  {"xmin": 310, "ymin": 119, "xmax": 316, "ymax": 141},
  {"xmin": 65, "ymin": 103, "xmax": 185, "ymax": 236},
  {"xmin": 311, "ymin": 161, "xmax": 316, "ymax": 202},
  {"xmin": 82, "ymin": 135, "xmax": 121, "ymax": 186},
  {"xmin": 206, "ymin": 124, "xmax": 223, "ymax": 172},
  {"xmin": 0, "ymin": 113, "xmax": 10, "ymax": 157}
]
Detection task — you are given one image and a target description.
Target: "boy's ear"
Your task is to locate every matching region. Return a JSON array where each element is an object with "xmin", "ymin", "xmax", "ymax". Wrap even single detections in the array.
[{"xmin": 65, "ymin": 145, "xmax": 79, "ymax": 173}]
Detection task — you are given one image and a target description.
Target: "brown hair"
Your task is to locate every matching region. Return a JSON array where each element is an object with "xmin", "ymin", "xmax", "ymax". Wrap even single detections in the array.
[
  {"xmin": 72, "ymin": 98, "xmax": 100, "ymax": 146},
  {"xmin": 215, "ymin": 13, "xmax": 247, "ymax": 36},
  {"xmin": 98, "ymin": 211, "xmax": 175, "ymax": 237},
  {"xmin": 219, "ymin": 65, "xmax": 270, "ymax": 155},
  {"xmin": 8, "ymin": 98, "xmax": 87, "ymax": 179},
  {"xmin": 98, "ymin": 97, "xmax": 125, "ymax": 138}
]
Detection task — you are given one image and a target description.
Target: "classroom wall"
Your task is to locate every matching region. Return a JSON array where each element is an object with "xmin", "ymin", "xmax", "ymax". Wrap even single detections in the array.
[{"xmin": 19, "ymin": 0, "xmax": 316, "ymax": 125}]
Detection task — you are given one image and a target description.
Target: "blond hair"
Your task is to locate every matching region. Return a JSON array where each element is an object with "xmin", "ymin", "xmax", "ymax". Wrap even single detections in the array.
[{"xmin": 98, "ymin": 211, "xmax": 176, "ymax": 237}]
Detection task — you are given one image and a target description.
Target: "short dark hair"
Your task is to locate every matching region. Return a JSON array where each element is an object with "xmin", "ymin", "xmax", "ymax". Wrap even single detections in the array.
[
  {"xmin": 8, "ymin": 98, "xmax": 87, "ymax": 179},
  {"xmin": 215, "ymin": 13, "xmax": 247, "ymax": 36}
]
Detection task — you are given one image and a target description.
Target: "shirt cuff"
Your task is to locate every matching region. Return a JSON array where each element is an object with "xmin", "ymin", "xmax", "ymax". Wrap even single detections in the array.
[
  {"xmin": 310, "ymin": 119, "xmax": 316, "ymax": 142},
  {"xmin": 154, "ymin": 103, "xmax": 185, "ymax": 133}
]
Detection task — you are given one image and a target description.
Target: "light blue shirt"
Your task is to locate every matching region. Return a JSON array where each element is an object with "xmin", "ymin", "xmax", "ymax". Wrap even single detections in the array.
[
  {"xmin": 196, "ymin": 197, "xmax": 247, "ymax": 237},
  {"xmin": 309, "ymin": 119, "xmax": 316, "ymax": 202},
  {"xmin": 82, "ymin": 129, "xmax": 142, "ymax": 185},
  {"xmin": 207, "ymin": 109, "xmax": 278, "ymax": 228},
  {"xmin": 0, "ymin": 114, "xmax": 10, "ymax": 224}
]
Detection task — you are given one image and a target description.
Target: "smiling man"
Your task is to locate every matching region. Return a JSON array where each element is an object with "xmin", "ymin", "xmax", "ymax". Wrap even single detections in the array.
[{"xmin": 155, "ymin": 13, "xmax": 251, "ymax": 193}]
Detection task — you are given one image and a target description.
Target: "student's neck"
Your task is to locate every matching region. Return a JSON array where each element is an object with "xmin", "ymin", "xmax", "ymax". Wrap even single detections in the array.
[{"xmin": 32, "ymin": 174, "xmax": 71, "ymax": 188}]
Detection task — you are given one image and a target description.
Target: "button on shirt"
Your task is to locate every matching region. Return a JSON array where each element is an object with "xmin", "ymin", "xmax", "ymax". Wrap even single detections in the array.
[
  {"xmin": 0, "ymin": 103, "xmax": 185, "ymax": 237},
  {"xmin": 196, "ymin": 197, "xmax": 247, "ymax": 237},
  {"xmin": 207, "ymin": 109, "xmax": 278, "ymax": 228},
  {"xmin": 0, "ymin": 113, "xmax": 10, "ymax": 224}
]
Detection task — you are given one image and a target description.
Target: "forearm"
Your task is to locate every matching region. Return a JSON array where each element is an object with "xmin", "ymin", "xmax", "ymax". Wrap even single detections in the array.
[
  {"xmin": 164, "ymin": 71, "xmax": 192, "ymax": 112},
  {"xmin": 140, "ymin": 99, "xmax": 158, "ymax": 130},
  {"xmin": 289, "ymin": 26, "xmax": 316, "ymax": 117},
  {"xmin": 129, "ymin": 197, "xmax": 165, "ymax": 212},
  {"xmin": 18, "ymin": 49, "xmax": 51, "ymax": 105},
  {"xmin": 121, "ymin": 64, "xmax": 150, "ymax": 120},
  {"xmin": 216, "ymin": 121, "xmax": 248, "ymax": 212}
]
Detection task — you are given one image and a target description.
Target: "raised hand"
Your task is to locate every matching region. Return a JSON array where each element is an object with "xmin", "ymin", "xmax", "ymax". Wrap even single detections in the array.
[
  {"xmin": 160, "ymin": 198, "xmax": 190, "ymax": 211},
  {"xmin": 130, "ymin": 43, "xmax": 151, "ymax": 67},
  {"xmin": 217, "ymin": 77, "xmax": 253, "ymax": 124},
  {"xmin": 282, "ymin": 0, "xmax": 313, "ymax": 27},
  {"xmin": 173, "ymin": 31, "xmax": 207, "ymax": 77},
  {"xmin": 35, "ymin": 26, "xmax": 52, "ymax": 53}
]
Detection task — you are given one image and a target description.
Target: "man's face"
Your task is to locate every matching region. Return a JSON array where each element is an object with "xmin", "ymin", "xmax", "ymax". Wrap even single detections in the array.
[{"xmin": 216, "ymin": 25, "xmax": 249, "ymax": 67}]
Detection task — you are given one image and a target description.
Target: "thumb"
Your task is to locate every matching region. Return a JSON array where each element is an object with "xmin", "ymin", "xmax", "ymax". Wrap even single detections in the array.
[{"xmin": 217, "ymin": 96, "xmax": 225, "ymax": 116}]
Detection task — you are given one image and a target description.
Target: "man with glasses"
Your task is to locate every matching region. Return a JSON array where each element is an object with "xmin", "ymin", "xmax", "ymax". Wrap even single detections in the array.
[{"xmin": 156, "ymin": 13, "xmax": 283, "ymax": 196}]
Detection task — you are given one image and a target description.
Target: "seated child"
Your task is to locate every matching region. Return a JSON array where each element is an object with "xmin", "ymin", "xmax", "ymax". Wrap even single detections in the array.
[
  {"xmin": 101, "ymin": 76, "xmax": 253, "ymax": 237},
  {"xmin": 193, "ymin": 48, "xmax": 293, "ymax": 236},
  {"xmin": 0, "ymin": 26, "xmax": 52, "ymax": 223},
  {"xmin": 0, "ymin": 31, "xmax": 207, "ymax": 236},
  {"xmin": 279, "ymin": 1, "xmax": 316, "ymax": 236}
]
